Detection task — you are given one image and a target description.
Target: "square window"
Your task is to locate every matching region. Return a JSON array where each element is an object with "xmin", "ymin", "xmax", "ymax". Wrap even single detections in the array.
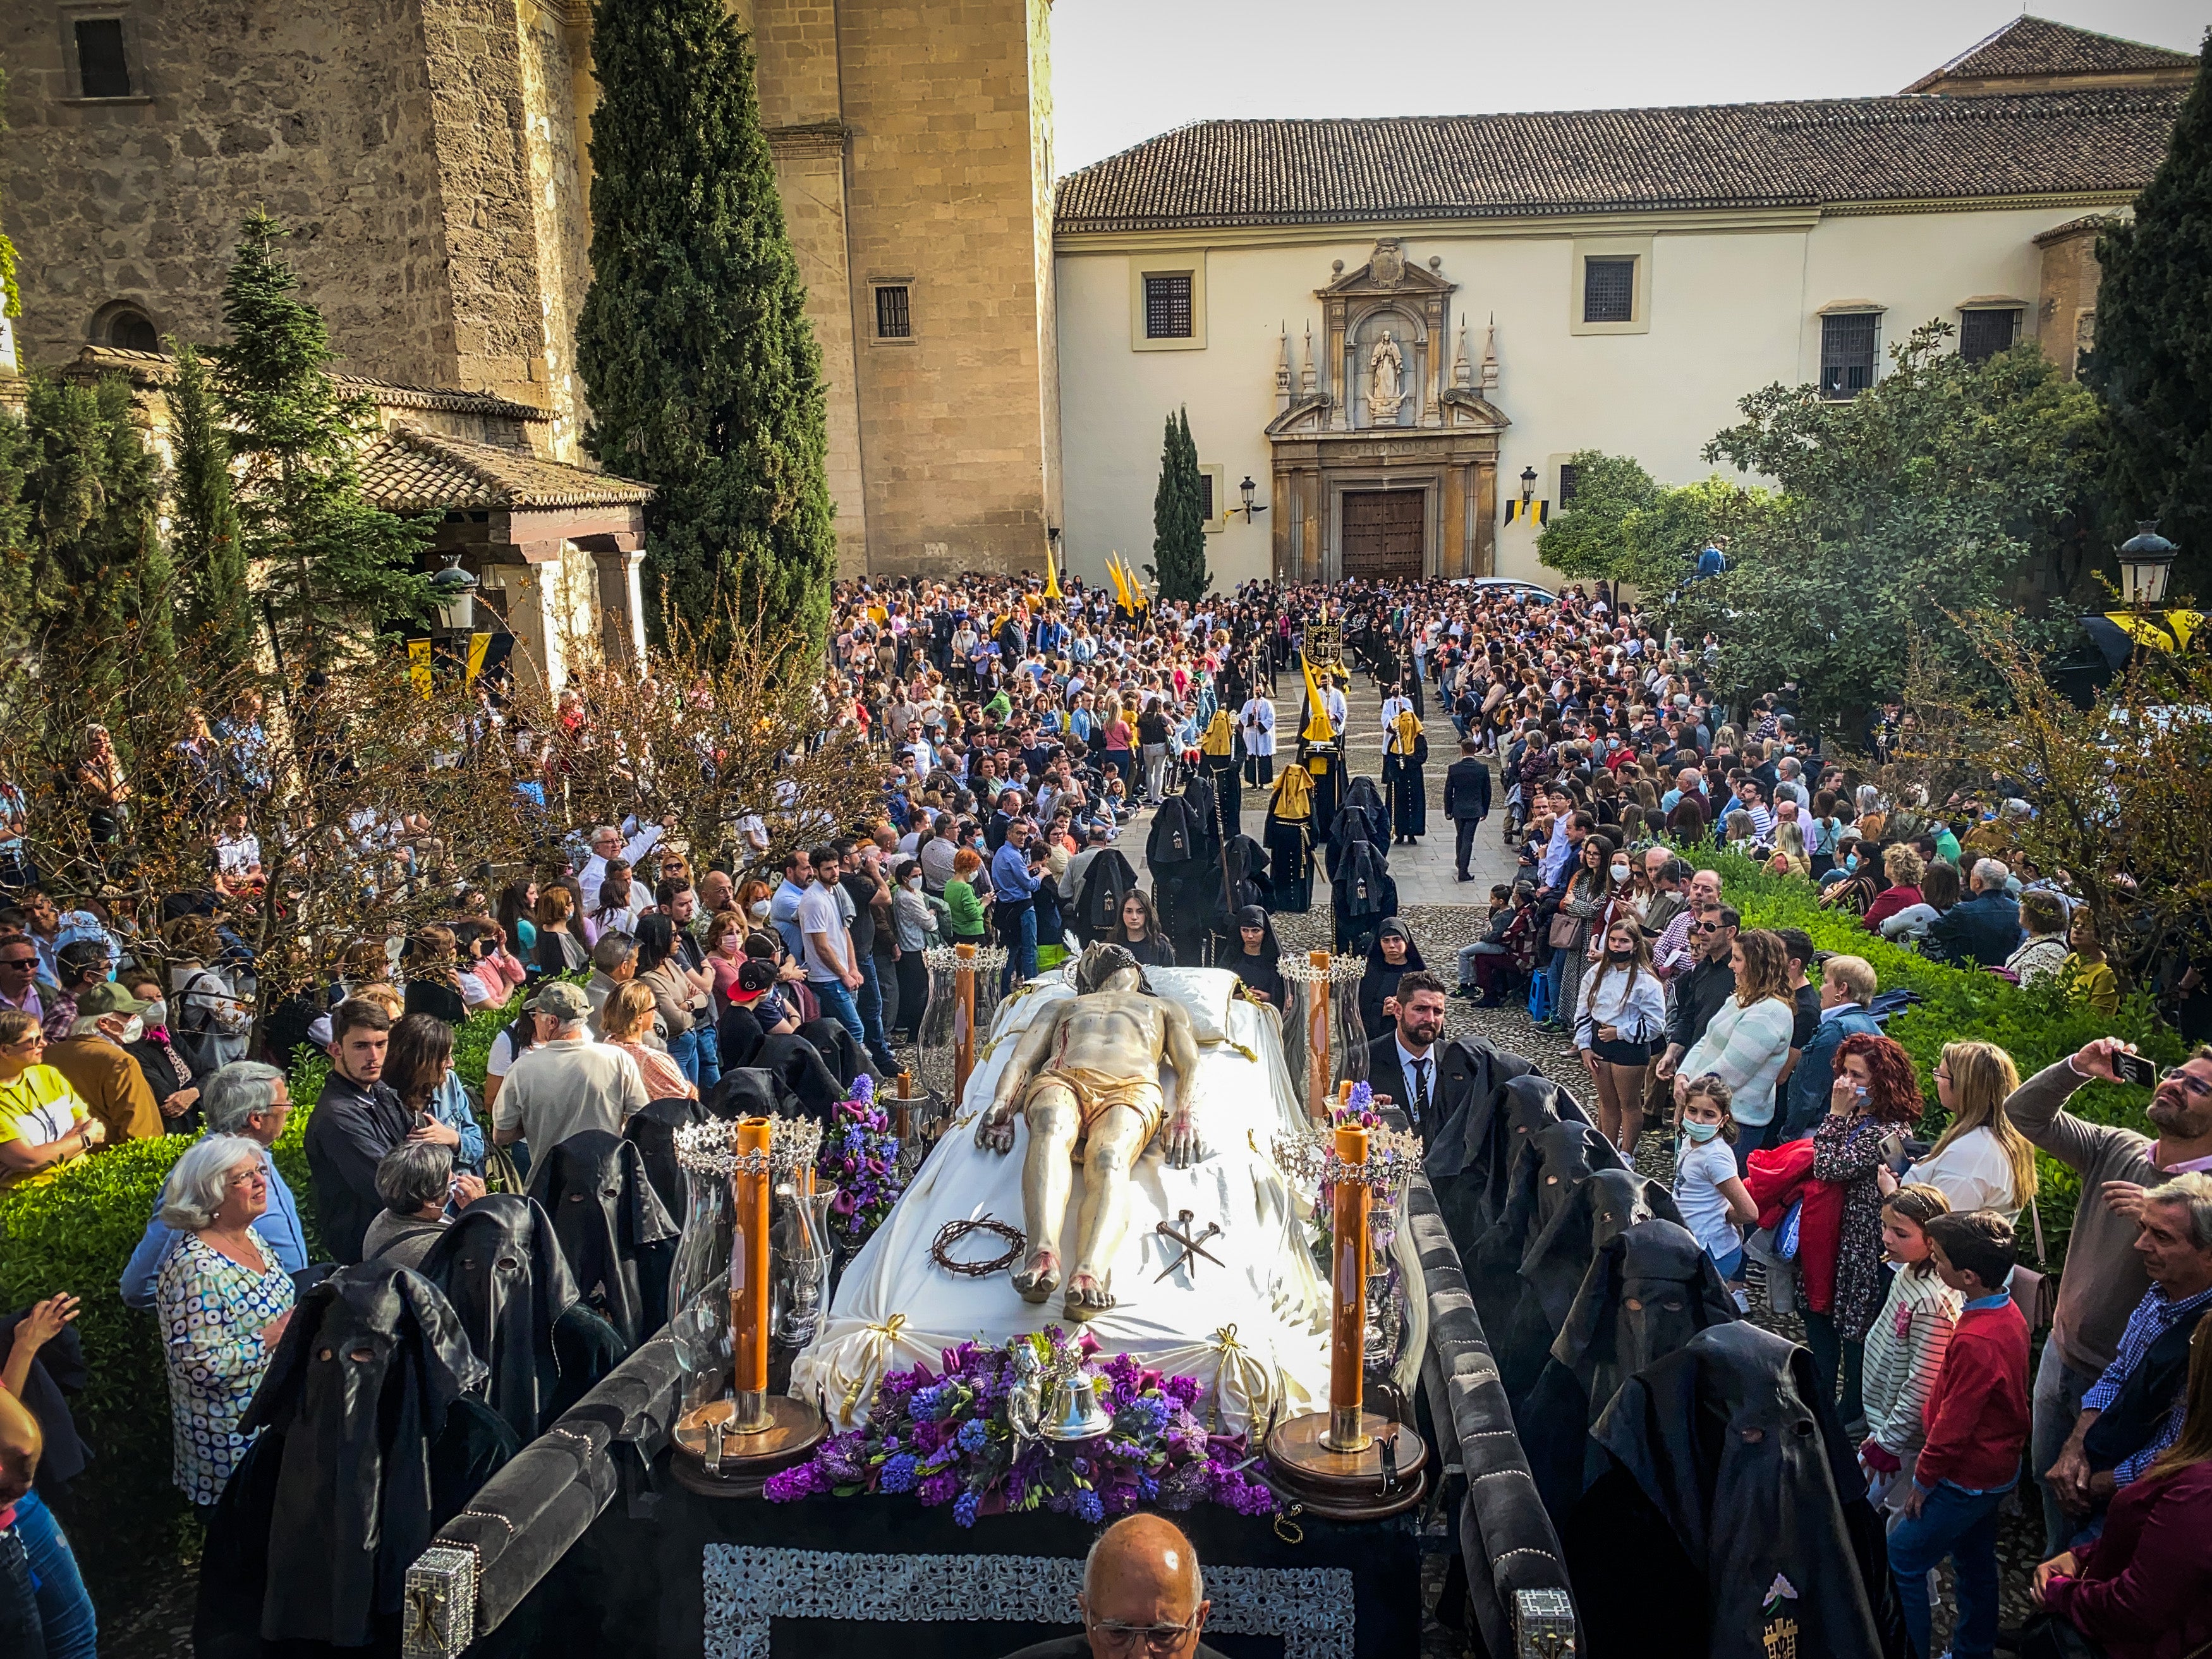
[
  {"xmin": 1821, "ymin": 312, "xmax": 1880, "ymax": 400},
  {"xmin": 1143, "ymin": 273, "xmax": 1193, "ymax": 340},
  {"xmin": 75, "ymin": 18, "xmax": 131, "ymax": 99},
  {"xmin": 874, "ymin": 285, "xmax": 911, "ymax": 340},
  {"xmin": 1959, "ymin": 307, "xmax": 2021, "ymax": 365},
  {"xmin": 1583, "ymin": 258, "xmax": 1636, "ymax": 325},
  {"xmin": 1557, "ymin": 463, "xmax": 1581, "ymax": 507}
]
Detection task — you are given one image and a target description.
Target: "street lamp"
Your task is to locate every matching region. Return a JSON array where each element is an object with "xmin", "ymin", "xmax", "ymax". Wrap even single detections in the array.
[
  {"xmin": 428, "ymin": 550, "xmax": 480, "ymax": 637},
  {"xmin": 2117, "ymin": 520, "xmax": 2177, "ymax": 608},
  {"xmin": 1518, "ymin": 466, "xmax": 1538, "ymax": 509},
  {"xmin": 1229, "ymin": 475, "xmax": 1268, "ymax": 523}
]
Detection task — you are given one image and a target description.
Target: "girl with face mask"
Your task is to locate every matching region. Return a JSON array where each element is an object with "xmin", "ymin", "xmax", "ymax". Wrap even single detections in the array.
[{"xmin": 1673, "ymin": 1075, "xmax": 1759, "ymax": 1310}]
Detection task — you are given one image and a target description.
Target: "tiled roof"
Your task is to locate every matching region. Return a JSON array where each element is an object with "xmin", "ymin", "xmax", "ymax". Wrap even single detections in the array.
[
  {"xmin": 1906, "ymin": 16, "xmax": 2197, "ymax": 90},
  {"xmin": 68, "ymin": 345, "xmax": 552, "ymax": 422},
  {"xmin": 356, "ymin": 425, "xmax": 654, "ymax": 513},
  {"xmin": 1052, "ymin": 88, "xmax": 2182, "ymax": 234}
]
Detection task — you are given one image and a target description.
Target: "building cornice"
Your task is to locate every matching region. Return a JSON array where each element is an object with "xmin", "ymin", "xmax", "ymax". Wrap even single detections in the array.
[
  {"xmin": 1053, "ymin": 190, "xmax": 2142, "ymax": 253},
  {"xmin": 767, "ymin": 121, "xmax": 850, "ymax": 159}
]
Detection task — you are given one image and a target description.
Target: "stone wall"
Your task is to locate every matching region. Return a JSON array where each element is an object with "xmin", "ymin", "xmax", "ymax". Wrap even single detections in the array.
[
  {"xmin": 4, "ymin": 0, "xmax": 459, "ymax": 386},
  {"xmin": 516, "ymin": 0, "xmax": 592, "ymax": 457},
  {"xmin": 837, "ymin": 0, "xmax": 1054, "ymax": 575},
  {"xmin": 2035, "ymin": 220, "xmax": 2108, "ymax": 381}
]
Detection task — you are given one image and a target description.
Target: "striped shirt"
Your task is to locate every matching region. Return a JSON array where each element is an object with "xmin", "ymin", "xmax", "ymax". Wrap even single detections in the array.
[{"xmin": 1862, "ymin": 1265, "xmax": 1961, "ymax": 1458}]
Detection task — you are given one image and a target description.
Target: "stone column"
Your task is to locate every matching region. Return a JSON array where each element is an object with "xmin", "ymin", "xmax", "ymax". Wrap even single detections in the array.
[
  {"xmin": 589, "ymin": 535, "xmax": 648, "ymax": 667},
  {"xmin": 482, "ymin": 561, "xmax": 568, "ymax": 695}
]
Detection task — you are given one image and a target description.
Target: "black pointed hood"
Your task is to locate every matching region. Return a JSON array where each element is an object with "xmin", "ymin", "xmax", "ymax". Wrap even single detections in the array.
[
  {"xmin": 527, "ymin": 1130, "xmax": 680, "ymax": 1351},
  {"xmin": 417, "ymin": 1193, "xmax": 578, "ymax": 1443}
]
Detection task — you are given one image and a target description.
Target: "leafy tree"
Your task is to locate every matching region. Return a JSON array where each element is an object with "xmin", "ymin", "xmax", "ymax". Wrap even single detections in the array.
[
  {"xmin": 6, "ymin": 375, "xmax": 167, "ymax": 746},
  {"xmin": 168, "ymin": 340, "xmax": 256, "ymax": 675},
  {"xmin": 1147, "ymin": 408, "xmax": 1209, "ymax": 603},
  {"xmin": 2082, "ymin": 32, "xmax": 2212, "ymax": 599},
  {"xmin": 211, "ymin": 210, "xmax": 430, "ymax": 672},
  {"xmin": 1537, "ymin": 450, "xmax": 1772, "ymax": 593},
  {"xmin": 1680, "ymin": 322, "xmax": 2105, "ymax": 736},
  {"xmin": 576, "ymin": 0, "xmax": 837, "ymax": 651}
]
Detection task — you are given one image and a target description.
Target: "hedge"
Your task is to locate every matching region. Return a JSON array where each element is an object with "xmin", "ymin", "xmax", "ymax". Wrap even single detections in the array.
[
  {"xmin": 0, "ymin": 992, "xmax": 521, "ymax": 1584},
  {"xmin": 1701, "ymin": 852, "xmax": 2187, "ymax": 1268}
]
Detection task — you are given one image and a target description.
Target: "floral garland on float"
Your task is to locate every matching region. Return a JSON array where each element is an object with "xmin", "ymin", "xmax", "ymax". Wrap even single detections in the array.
[
  {"xmin": 766, "ymin": 1327, "xmax": 1277, "ymax": 1525},
  {"xmin": 815, "ymin": 1074, "xmax": 906, "ymax": 1250}
]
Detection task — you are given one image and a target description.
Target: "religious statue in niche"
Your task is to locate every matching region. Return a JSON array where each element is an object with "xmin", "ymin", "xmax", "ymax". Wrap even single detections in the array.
[{"xmin": 1367, "ymin": 331, "xmax": 1406, "ymax": 425}]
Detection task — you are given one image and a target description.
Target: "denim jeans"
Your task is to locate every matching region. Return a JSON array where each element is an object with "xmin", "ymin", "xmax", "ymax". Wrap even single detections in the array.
[
  {"xmin": 694, "ymin": 1022, "xmax": 721, "ymax": 1094},
  {"xmin": 854, "ymin": 955, "xmax": 896, "ymax": 1069},
  {"xmin": 1455, "ymin": 939, "xmax": 1505, "ymax": 984},
  {"xmin": 810, "ymin": 978, "xmax": 868, "ymax": 1061},
  {"xmin": 667, "ymin": 1026, "xmax": 703, "ymax": 1091},
  {"xmin": 999, "ymin": 902, "xmax": 1038, "ymax": 997},
  {"xmin": 2031, "ymin": 1330, "xmax": 2099, "ymax": 1555},
  {"xmin": 1888, "ymin": 1479, "xmax": 2010, "ymax": 1659},
  {"xmin": 0, "ymin": 1518, "xmax": 42, "ymax": 1659},
  {"xmin": 12, "ymin": 1493, "xmax": 94, "ymax": 1659}
]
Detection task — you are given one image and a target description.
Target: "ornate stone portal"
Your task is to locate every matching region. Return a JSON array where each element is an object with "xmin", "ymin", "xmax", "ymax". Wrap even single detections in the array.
[{"xmin": 1267, "ymin": 240, "xmax": 1509, "ymax": 584}]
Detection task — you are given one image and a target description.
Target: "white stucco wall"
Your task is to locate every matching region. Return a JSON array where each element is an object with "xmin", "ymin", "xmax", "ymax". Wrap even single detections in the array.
[{"xmin": 1054, "ymin": 204, "xmax": 2089, "ymax": 592}]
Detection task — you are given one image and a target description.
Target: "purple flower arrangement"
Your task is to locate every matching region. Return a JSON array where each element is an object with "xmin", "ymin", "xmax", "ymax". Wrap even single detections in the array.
[
  {"xmin": 764, "ymin": 1329, "xmax": 1276, "ymax": 1524},
  {"xmin": 817, "ymin": 1074, "xmax": 905, "ymax": 1249}
]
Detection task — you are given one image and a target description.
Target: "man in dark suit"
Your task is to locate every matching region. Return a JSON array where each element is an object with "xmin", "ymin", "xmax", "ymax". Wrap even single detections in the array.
[
  {"xmin": 1363, "ymin": 969, "xmax": 1474, "ymax": 1150},
  {"xmin": 1926, "ymin": 858, "xmax": 2022, "ymax": 967},
  {"xmin": 1442, "ymin": 739, "xmax": 1492, "ymax": 882}
]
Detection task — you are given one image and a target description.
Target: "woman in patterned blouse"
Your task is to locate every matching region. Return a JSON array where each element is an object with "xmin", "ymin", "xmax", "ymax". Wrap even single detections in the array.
[{"xmin": 154, "ymin": 1133, "xmax": 295, "ymax": 1510}]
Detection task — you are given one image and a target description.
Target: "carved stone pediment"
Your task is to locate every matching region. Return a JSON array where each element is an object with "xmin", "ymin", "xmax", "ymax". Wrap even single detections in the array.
[{"xmin": 1318, "ymin": 238, "xmax": 1455, "ymax": 300}]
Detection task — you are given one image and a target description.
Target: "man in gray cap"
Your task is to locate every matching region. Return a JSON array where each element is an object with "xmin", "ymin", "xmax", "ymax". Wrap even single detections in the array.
[{"xmin": 491, "ymin": 980, "xmax": 647, "ymax": 1160}]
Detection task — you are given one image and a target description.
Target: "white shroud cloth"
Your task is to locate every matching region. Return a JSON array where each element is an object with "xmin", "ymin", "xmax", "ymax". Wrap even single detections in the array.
[{"xmin": 789, "ymin": 967, "xmax": 1330, "ymax": 1436}]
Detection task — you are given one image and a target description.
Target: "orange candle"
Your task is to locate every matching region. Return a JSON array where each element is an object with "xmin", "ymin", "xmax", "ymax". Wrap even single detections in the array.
[
  {"xmin": 731, "ymin": 1117, "xmax": 773, "ymax": 1423},
  {"xmin": 1327, "ymin": 1123, "xmax": 1371, "ymax": 1452},
  {"xmin": 953, "ymin": 942, "xmax": 978, "ymax": 1102}
]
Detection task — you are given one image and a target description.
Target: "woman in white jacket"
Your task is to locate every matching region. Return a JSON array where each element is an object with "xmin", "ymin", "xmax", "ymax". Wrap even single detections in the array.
[{"xmin": 1576, "ymin": 915, "xmax": 1667, "ymax": 1155}]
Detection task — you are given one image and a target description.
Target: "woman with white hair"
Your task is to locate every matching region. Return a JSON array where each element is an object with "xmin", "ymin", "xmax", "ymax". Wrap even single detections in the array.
[{"xmin": 152, "ymin": 1133, "xmax": 295, "ymax": 1510}]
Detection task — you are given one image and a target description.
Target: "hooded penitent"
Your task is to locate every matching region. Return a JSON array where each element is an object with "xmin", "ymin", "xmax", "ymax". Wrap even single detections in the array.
[
  {"xmin": 1326, "ymin": 775, "xmax": 1387, "ymax": 880},
  {"xmin": 1330, "ymin": 840, "xmax": 1398, "ymax": 957},
  {"xmin": 1569, "ymin": 1322, "xmax": 1910, "ymax": 1659},
  {"xmin": 418, "ymin": 1193, "xmax": 583, "ymax": 1443},
  {"xmin": 1469, "ymin": 1119, "xmax": 1622, "ymax": 1345},
  {"xmin": 624, "ymin": 1094, "xmax": 710, "ymax": 1222},
  {"xmin": 1500, "ymin": 1167, "xmax": 1682, "ymax": 1404},
  {"xmin": 527, "ymin": 1131, "xmax": 681, "ymax": 1352},
  {"xmin": 1263, "ymin": 767, "xmax": 1316, "ymax": 913},
  {"xmin": 231, "ymin": 1264, "xmax": 504, "ymax": 1648},
  {"xmin": 1425, "ymin": 1070, "xmax": 1573, "ymax": 1264},
  {"xmin": 1381, "ymin": 711, "xmax": 1428, "ymax": 838},
  {"xmin": 1521, "ymin": 1218, "xmax": 1738, "ymax": 1524}
]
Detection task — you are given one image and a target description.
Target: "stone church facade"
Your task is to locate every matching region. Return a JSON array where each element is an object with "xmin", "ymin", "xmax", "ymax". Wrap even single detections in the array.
[{"xmin": 3, "ymin": 0, "xmax": 1062, "ymax": 580}]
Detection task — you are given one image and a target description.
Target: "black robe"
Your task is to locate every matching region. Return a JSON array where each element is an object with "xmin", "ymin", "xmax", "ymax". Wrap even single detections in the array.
[
  {"xmin": 1330, "ymin": 839, "xmax": 1398, "ymax": 957},
  {"xmin": 197, "ymin": 1263, "xmax": 517, "ymax": 1655},
  {"xmin": 1466, "ymin": 1119, "xmax": 1620, "ymax": 1345},
  {"xmin": 1381, "ymin": 731, "xmax": 1429, "ymax": 839},
  {"xmin": 1499, "ymin": 1166, "xmax": 1682, "ymax": 1405},
  {"xmin": 623, "ymin": 1094, "xmax": 710, "ymax": 1222},
  {"xmin": 1520, "ymin": 1219, "xmax": 1738, "ymax": 1527},
  {"xmin": 1424, "ymin": 1068, "xmax": 1572, "ymax": 1263},
  {"xmin": 1569, "ymin": 1323, "xmax": 1911, "ymax": 1659},
  {"xmin": 526, "ymin": 1131, "xmax": 681, "ymax": 1352},
  {"xmin": 416, "ymin": 1194, "xmax": 622, "ymax": 1444},
  {"xmin": 1262, "ymin": 809, "xmax": 1315, "ymax": 913}
]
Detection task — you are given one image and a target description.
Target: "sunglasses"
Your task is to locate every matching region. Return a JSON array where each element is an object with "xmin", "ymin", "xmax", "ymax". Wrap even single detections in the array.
[{"xmin": 1690, "ymin": 922, "xmax": 1725, "ymax": 935}]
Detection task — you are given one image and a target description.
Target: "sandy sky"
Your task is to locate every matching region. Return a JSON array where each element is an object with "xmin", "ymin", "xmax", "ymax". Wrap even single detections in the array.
[{"xmin": 1050, "ymin": 1, "xmax": 2211, "ymax": 176}]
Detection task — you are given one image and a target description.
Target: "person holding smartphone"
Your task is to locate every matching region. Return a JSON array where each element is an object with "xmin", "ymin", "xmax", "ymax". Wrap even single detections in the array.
[{"xmin": 2004, "ymin": 1035, "xmax": 2212, "ymax": 1555}]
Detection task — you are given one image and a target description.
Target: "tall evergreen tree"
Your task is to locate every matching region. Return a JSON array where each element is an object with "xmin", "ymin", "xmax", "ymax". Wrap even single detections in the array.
[
  {"xmin": 211, "ymin": 210, "xmax": 429, "ymax": 672},
  {"xmin": 2082, "ymin": 32, "xmax": 2212, "ymax": 599},
  {"xmin": 576, "ymin": 0, "xmax": 837, "ymax": 650},
  {"xmin": 169, "ymin": 339, "xmax": 256, "ymax": 674},
  {"xmin": 1148, "ymin": 408, "xmax": 1209, "ymax": 602},
  {"xmin": 10, "ymin": 375, "xmax": 167, "ymax": 743}
]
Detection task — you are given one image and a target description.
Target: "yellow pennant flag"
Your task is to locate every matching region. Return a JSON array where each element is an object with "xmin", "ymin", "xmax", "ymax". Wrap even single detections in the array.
[
  {"xmin": 465, "ymin": 631, "xmax": 493, "ymax": 686},
  {"xmin": 1300, "ymin": 652, "xmax": 1335, "ymax": 743},
  {"xmin": 1043, "ymin": 540, "xmax": 1062, "ymax": 600}
]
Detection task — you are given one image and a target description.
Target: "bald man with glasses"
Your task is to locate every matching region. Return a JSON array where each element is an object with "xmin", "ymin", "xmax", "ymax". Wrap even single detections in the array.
[{"xmin": 998, "ymin": 1513, "xmax": 1224, "ymax": 1659}]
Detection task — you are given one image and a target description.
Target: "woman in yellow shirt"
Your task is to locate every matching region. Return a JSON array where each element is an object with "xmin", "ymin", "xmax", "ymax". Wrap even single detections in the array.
[
  {"xmin": 0, "ymin": 1009, "xmax": 106, "ymax": 1182},
  {"xmin": 2062, "ymin": 908, "xmax": 2121, "ymax": 1017}
]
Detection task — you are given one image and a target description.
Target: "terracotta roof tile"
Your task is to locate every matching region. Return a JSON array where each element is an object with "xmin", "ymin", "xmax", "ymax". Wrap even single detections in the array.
[
  {"xmin": 1052, "ymin": 87, "xmax": 2182, "ymax": 234},
  {"xmin": 1913, "ymin": 15, "xmax": 2196, "ymax": 87},
  {"xmin": 356, "ymin": 425, "xmax": 654, "ymax": 513},
  {"xmin": 68, "ymin": 344, "xmax": 552, "ymax": 422}
]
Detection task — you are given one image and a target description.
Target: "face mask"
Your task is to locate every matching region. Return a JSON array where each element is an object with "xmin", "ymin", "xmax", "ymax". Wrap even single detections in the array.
[
  {"xmin": 748, "ymin": 901, "xmax": 771, "ymax": 921},
  {"xmin": 1682, "ymin": 1119, "xmax": 1720, "ymax": 1144},
  {"xmin": 142, "ymin": 999, "xmax": 168, "ymax": 1030},
  {"xmin": 717, "ymin": 935, "xmax": 742, "ymax": 956},
  {"xmin": 1610, "ymin": 864, "xmax": 1631, "ymax": 884},
  {"xmin": 118, "ymin": 1015, "xmax": 145, "ymax": 1045},
  {"xmin": 906, "ymin": 875, "xmax": 922, "ymax": 889},
  {"xmin": 1606, "ymin": 944, "xmax": 1632, "ymax": 960},
  {"xmin": 1845, "ymin": 854, "xmax": 1859, "ymax": 873}
]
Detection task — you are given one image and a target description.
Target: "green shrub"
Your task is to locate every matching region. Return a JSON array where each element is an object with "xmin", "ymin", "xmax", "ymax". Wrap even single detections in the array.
[
  {"xmin": 1705, "ymin": 852, "xmax": 2184, "ymax": 1267},
  {"xmin": 0, "ymin": 992, "xmax": 523, "ymax": 1586}
]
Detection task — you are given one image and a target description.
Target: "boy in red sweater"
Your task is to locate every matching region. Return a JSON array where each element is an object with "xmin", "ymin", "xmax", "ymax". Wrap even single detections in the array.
[{"xmin": 1889, "ymin": 1210, "xmax": 2031, "ymax": 1659}]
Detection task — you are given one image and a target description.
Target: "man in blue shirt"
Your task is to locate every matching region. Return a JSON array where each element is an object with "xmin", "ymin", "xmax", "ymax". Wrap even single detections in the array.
[
  {"xmin": 770, "ymin": 846, "xmax": 813, "ymax": 964},
  {"xmin": 119, "ymin": 1062, "xmax": 307, "ymax": 1307},
  {"xmin": 990, "ymin": 817, "xmax": 1043, "ymax": 995}
]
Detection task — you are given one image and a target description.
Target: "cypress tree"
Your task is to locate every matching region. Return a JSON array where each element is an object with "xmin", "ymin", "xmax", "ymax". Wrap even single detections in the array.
[
  {"xmin": 576, "ymin": 0, "xmax": 837, "ymax": 650},
  {"xmin": 1148, "ymin": 408, "xmax": 1210, "ymax": 602},
  {"xmin": 211, "ymin": 210, "xmax": 430, "ymax": 672},
  {"xmin": 2083, "ymin": 32, "xmax": 2212, "ymax": 597},
  {"xmin": 169, "ymin": 340, "xmax": 257, "ymax": 675}
]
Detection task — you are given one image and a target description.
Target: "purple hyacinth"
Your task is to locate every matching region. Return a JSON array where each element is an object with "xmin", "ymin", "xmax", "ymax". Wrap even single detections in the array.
[
  {"xmin": 953, "ymin": 1490, "xmax": 981, "ymax": 1528},
  {"xmin": 1074, "ymin": 1489, "xmax": 1105, "ymax": 1524},
  {"xmin": 878, "ymin": 1452, "xmax": 920, "ymax": 1493},
  {"xmin": 957, "ymin": 1418, "xmax": 990, "ymax": 1453}
]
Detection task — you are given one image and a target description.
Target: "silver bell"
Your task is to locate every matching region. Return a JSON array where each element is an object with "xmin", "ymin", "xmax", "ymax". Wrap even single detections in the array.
[{"xmin": 1041, "ymin": 1369, "xmax": 1113, "ymax": 1442}]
